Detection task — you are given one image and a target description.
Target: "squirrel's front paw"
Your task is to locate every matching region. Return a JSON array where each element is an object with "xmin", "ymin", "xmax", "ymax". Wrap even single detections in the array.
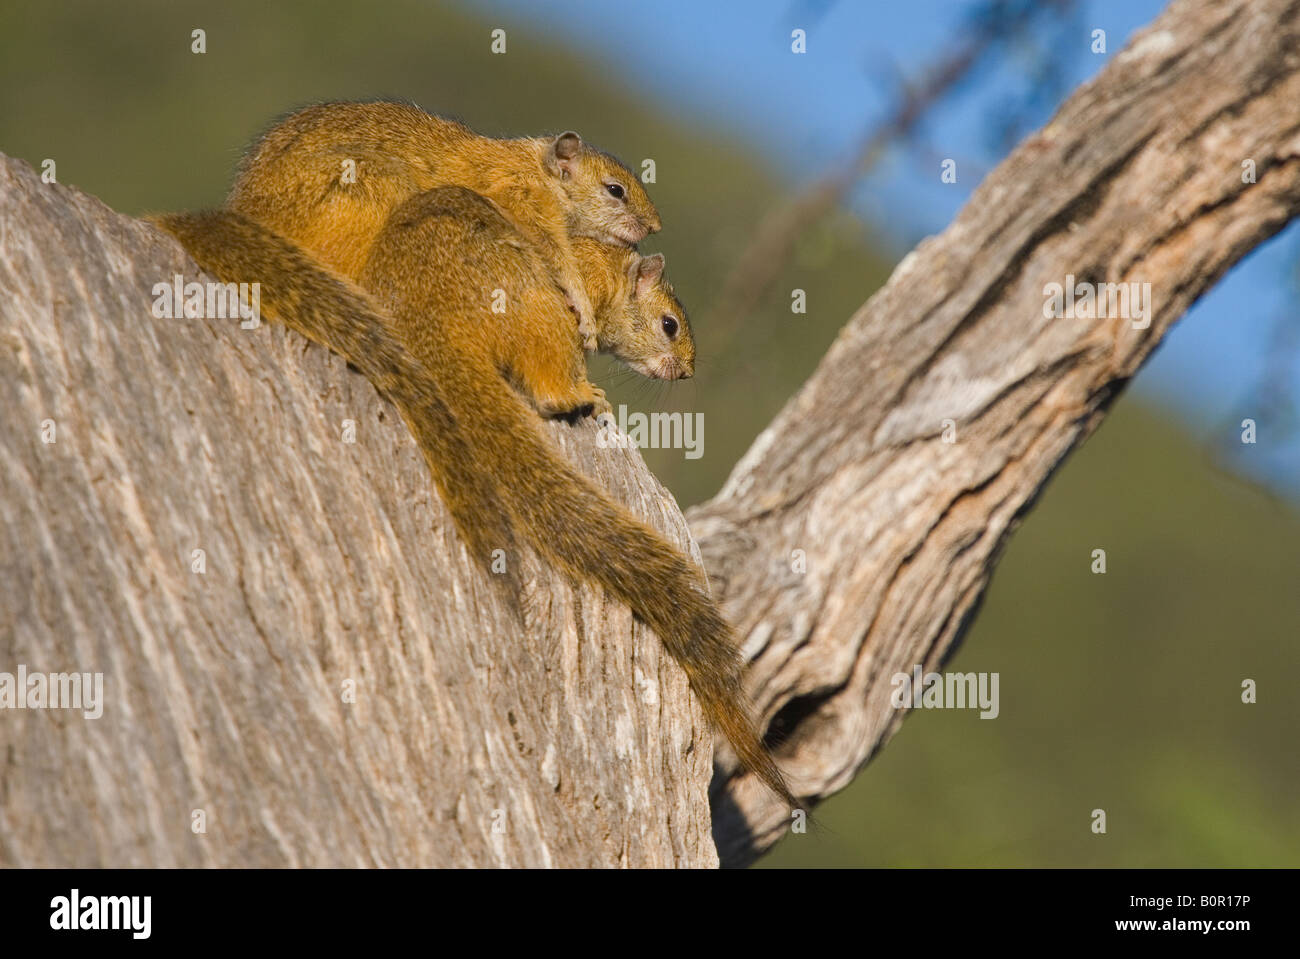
[
  {"xmin": 564, "ymin": 288, "xmax": 598, "ymax": 352},
  {"xmin": 537, "ymin": 383, "xmax": 609, "ymax": 421},
  {"xmin": 574, "ymin": 313, "xmax": 598, "ymax": 352},
  {"xmin": 588, "ymin": 387, "xmax": 612, "ymax": 418}
]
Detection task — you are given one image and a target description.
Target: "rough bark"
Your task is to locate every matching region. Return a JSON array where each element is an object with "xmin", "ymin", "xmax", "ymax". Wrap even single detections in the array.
[
  {"xmin": 1, "ymin": 0, "xmax": 1297, "ymax": 869},
  {"xmin": 0, "ymin": 155, "xmax": 715, "ymax": 868},
  {"xmin": 695, "ymin": 0, "xmax": 1300, "ymax": 864}
]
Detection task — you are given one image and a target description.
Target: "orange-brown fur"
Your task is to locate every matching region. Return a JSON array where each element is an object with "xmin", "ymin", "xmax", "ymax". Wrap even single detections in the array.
[
  {"xmin": 358, "ymin": 187, "xmax": 795, "ymax": 807},
  {"xmin": 229, "ymin": 100, "xmax": 661, "ymax": 347},
  {"xmin": 150, "ymin": 104, "xmax": 795, "ymax": 809}
]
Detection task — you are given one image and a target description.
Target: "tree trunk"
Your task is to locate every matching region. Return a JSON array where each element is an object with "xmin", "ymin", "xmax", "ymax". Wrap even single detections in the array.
[
  {"xmin": 1, "ymin": 0, "xmax": 1296, "ymax": 868},
  {"xmin": 0, "ymin": 156, "xmax": 714, "ymax": 867}
]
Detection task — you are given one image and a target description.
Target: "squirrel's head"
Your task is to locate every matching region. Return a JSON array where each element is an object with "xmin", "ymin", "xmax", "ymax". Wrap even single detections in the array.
[
  {"xmin": 598, "ymin": 250, "xmax": 693, "ymax": 380},
  {"xmin": 542, "ymin": 132, "xmax": 662, "ymax": 246}
]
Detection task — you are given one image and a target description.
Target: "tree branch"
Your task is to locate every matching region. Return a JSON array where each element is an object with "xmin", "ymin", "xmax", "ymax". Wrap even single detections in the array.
[
  {"xmin": 696, "ymin": 0, "xmax": 1300, "ymax": 864},
  {"xmin": 713, "ymin": 0, "xmax": 1074, "ymax": 325}
]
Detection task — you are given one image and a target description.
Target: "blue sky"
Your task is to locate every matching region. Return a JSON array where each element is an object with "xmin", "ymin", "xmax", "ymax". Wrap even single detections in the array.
[{"xmin": 479, "ymin": 0, "xmax": 1300, "ymax": 491}]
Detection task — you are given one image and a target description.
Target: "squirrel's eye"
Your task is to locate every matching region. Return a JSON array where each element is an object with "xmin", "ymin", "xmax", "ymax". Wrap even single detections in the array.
[
  {"xmin": 661, "ymin": 315, "xmax": 679, "ymax": 338},
  {"xmin": 605, "ymin": 182, "xmax": 626, "ymax": 200}
]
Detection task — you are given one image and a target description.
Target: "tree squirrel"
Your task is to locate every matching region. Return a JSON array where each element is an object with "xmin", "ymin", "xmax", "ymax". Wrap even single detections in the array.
[
  {"xmin": 151, "ymin": 102, "xmax": 797, "ymax": 809},
  {"xmin": 358, "ymin": 185, "xmax": 794, "ymax": 809},
  {"xmin": 229, "ymin": 100, "xmax": 661, "ymax": 350},
  {"xmin": 154, "ymin": 203, "xmax": 797, "ymax": 810}
]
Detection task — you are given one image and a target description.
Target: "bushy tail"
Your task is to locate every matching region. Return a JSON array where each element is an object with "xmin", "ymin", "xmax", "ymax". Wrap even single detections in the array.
[
  {"xmin": 427, "ymin": 326, "xmax": 797, "ymax": 809},
  {"xmin": 152, "ymin": 209, "xmax": 796, "ymax": 809},
  {"xmin": 151, "ymin": 210, "xmax": 521, "ymax": 574}
]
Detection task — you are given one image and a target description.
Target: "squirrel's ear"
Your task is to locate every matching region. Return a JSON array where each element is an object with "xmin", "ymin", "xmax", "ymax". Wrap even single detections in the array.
[
  {"xmin": 544, "ymin": 131, "xmax": 583, "ymax": 177},
  {"xmin": 632, "ymin": 253, "xmax": 665, "ymax": 297}
]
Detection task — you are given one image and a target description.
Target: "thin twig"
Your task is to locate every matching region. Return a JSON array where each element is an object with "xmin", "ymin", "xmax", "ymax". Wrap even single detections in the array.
[{"xmin": 714, "ymin": 0, "xmax": 1073, "ymax": 326}]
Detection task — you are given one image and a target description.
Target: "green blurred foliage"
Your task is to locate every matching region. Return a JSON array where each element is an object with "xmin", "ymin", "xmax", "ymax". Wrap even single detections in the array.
[{"xmin": 2, "ymin": 0, "xmax": 1294, "ymax": 867}]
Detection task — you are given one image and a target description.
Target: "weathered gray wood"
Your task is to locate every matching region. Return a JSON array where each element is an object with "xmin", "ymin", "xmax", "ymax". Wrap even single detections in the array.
[
  {"xmin": 695, "ymin": 0, "xmax": 1300, "ymax": 864},
  {"xmin": 0, "ymin": 154, "xmax": 715, "ymax": 867}
]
